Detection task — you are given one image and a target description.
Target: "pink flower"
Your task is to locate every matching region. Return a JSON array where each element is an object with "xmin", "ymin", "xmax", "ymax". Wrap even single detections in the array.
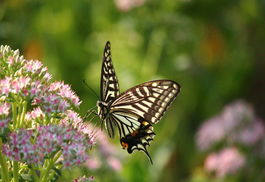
[
  {"xmin": 49, "ymin": 81, "xmax": 81, "ymax": 107},
  {"xmin": 196, "ymin": 115, "xmax": 226, "ymax": 150},
  {"xmin": 0, "ymin": 102, "xmax": 11, "ymax": 116},
  {"xmin": 0, "ymin": 77, "xmax": 12, "ymax": 95},
  {"xmin": 3, "ymin": 125, "xmax": 94, "ymax": 166},
  {"xmin": 73, "ymin": 176, "xmax": 95, "ymax": 182},
  {"xmin": 107, "ymin": 157, "xmax": 122, "ymax": 171},
  {"xmin": 231, "ymin": 119, "xmax": 265, "ymax": 146},
  {"xmin": 204, "ymin": 147, "xmax": 245, "ymax": 177},
  {"xmin": 115, "ymin": 0, "xmax": 145, "ymax": 12},
  {"xmin": 23, "ymin": 60, "xmax": 43, "ymax": 74},
  {"xmin": 11, "ymin": 77, "xmax": 31, "ymax": 94},
  {"xmin": 0, "ymin": 118, "xmax": 11, "ymax": 133},
  {"xmin": 85, "ymin": 157, "xmax": 102, "ymax": 170},
  {"xmin": 196, "ymin": 100, "xmax": 259, "ymax": 150},
  {"xmin": 60, "ymin": 110, "xmax": 97, "ymax": 146},
  {"xmin": 83, "ymin": 124, "xmax": 123, "ymax": 171}
]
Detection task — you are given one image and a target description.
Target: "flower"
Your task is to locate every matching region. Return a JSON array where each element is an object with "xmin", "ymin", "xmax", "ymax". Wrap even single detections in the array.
[
  {"xmin": 230, "ymin": 118, "xmax": 265, "ymax": 146},
  {"xmin": 0, "ymin": 45, "xmax": 93, "ymax": 168},
  {"xmin": 115, "ymin": 0, "xmax": 145, "ymax": 12},
  {"xmin": 204, "ymin": 147, "xmax": 245, "ymax": 177},
  {"xmin": 2, "ymin": 125, "xmax": 94, "ymax": 167},
  {"xmin": 84, "ymin": 124, "xmax": 123, "ymax": 171},
  {"xmin": 2, "ymin": 129, "xmax": 41, "ymax": 163},
  {"xmin": 0, "ymin": 102, "xmax": 11, "ymax": 116},
  {"xmin": 0, "ymin": 118, "xmax": 11, "ymax": 134},
  {"xmin": 49, "ymin": 81, "xmax": 81, "ymax": 107},
  {"xmin": 60, "ymin": 110, "xmax": 97, "ymax": 146},
  {"xmin": 196, "ymin": 100, "xmax": 261, "ymax": 150},
  {"xmin": 73, "ymin": 176, "xmax": 95, "ymax": 182}
]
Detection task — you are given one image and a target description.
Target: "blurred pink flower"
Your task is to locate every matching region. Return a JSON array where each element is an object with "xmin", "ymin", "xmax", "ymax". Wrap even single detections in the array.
[
  {"xmin": 196, "ymin": 115, "xmax": 225, "ymax": 150},
  {"xmin": 196, "ymin": 100, "xmax": 262, "ymax": 150},
  {"xmin": 204, "ymin": 147, "xmax": 245, "ymax": 177},
  {"xmin": 85, "ymin": 157, "xmax": 102, "ymax": 170},
  {"xmin": 231, "ymin": 118, "xmax": 265, "ymax": 146},
  {"xmin": 107, "ymin": 156, "xmax": 122, "ymax": 171},
  {"xmin": 115, "ymin": 0, "xmax": 145, "ymax": 12},
  {"xmin": 83, "ymin": 124, "xmax": 123, "ymax": 171}
]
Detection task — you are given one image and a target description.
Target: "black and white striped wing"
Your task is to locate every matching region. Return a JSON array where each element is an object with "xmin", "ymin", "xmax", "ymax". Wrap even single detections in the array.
[
  {"xmin": 100, "ymin": 41, "xmax": 120, "ymax": 103},
  {"xmin": 109, "ymin": 80, "xmax": 180, "ymax": 162},
  {"xmin": 111, "ymin": 80, "xmax": 180, "ymax": 125}
]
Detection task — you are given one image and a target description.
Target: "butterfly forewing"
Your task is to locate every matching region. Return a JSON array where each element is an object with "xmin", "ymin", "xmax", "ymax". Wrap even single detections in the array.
[
  {"xmin": 111, "ymin": 80, "xmax": 180, "ymax": 124},
  {"xmin": 100, "ymin": 41, "xmax": 120, "ymax": 103}
]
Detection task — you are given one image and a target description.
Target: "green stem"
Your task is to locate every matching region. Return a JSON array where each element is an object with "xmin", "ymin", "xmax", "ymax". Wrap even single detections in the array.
[
  {"xmin": 0, "ymin": 139, "xmax": 9, "ymax": 182},
  {"xmin": 11, "ymin": 103, "xmax": 17, "ymax": 130},
  {"xmin": 29, "ymin": 165, "xmax": 39, "ymax": 181},
  {"xmin": 40, "ymin": 151, "xmax": 62, "ymax": 182},
  {"xmin": 19, "ymin": 101, "xmax": 27, "ymax": 128},
  {"xmin": 13, "ymin": 161, "xmax": 19, "ymax": 182},
  {"xmin": 16, "ymin": 102, "xmax": 22, "ymax": 128}
]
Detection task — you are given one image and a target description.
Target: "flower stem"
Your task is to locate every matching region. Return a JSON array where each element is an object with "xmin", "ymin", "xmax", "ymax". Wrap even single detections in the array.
[
  {"xmin": 29, "ymin": 165, "xmax": 39, "ymax": 181},
  {"xmin": 11, "ymin": 102, "xmax": 18, "ymax": 130},
  {"xmin": 40, "ymin": 150, "xmax": 62, "ymax": 182},
  {"xmin": 0, "ymin": 139, "xmax": 9, "ymax": 182},
  {"xmin": 19, "ymin": 101, "xmax": 27, "ymax": 128},
  {"xmin": 13, "ymin": 161, "xmax": 19, "ymax": 182}
]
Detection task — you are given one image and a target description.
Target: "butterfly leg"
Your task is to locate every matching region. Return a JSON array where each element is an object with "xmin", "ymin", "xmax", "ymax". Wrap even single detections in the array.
[{"xmin": 84, "ymin": 106, "xmax": 97, "ymax": 120}]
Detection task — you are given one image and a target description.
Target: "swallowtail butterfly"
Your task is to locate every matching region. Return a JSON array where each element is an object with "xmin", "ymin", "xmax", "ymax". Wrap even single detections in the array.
[{"xmin": 96, "ymin": 41, "xmax": 180, "ymax": 163}]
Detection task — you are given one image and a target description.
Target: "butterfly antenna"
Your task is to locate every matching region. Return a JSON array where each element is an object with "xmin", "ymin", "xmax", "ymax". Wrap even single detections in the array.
[{"xmin": 82, "ymin": 80, "xmax": 100, "ymax": 100}]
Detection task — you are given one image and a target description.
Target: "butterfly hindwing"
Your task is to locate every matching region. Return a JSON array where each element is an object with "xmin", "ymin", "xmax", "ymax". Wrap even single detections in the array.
[
  {"xmin": 120, "ymin": 118, "xmax": 155, "ymax": 164},
  {"xmin": 100, "ymin": 41, "xmax": 120, "ymax": 103}
]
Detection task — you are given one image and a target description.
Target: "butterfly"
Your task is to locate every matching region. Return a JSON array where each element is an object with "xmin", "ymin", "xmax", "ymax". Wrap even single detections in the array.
[{"xmin": 96, "ymin": 41, "xmax": 180, "ymax": 164}]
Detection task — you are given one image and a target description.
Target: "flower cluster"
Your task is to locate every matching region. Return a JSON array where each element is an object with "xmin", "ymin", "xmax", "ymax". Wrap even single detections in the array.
[
  {"xmin": 0, "ymin": 45, "xmax": 94, "ymax": 175},
  {"xmin": 73, "ymin": 176, "xmax": 94, "ymax": 182},
  {"xmin": 2, "ymin": 124, "xmax": 94, "ymax": 167},
  {"xmin": 0, "ymin": 45, "xmax": 81, "ymax": 121},
  {"xmin": 204, "ymin": 147, "xmax": 245, "ymax": 177},
  {"xmin": 196, "ymin": 100, "xmax": 265, "ymax": 151},
  {"xmin": 196, "ymin": 100, "xmax": 265, "ymax": 177}
]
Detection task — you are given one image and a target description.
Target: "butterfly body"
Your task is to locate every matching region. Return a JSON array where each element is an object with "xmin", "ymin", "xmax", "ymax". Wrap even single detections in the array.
[{"xmin": 96, "ymin": 41, "xmax": 181, "ymax": 163}]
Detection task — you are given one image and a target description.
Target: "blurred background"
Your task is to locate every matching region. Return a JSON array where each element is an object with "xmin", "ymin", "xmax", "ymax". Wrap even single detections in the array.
[{"xmin": 0, "ymin": 0, "xmax": 264, "ymax": 181}]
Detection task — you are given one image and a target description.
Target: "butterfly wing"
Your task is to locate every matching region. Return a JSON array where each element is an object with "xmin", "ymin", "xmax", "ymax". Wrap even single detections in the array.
[
  {"xmin": 111, "ymin": 80, "xmax": 180, "ymax": 124},
  {"xmin": 100, "ymin": 41, "xmax": 120, "ymax": 103},
  {"xmin": 109, "ymin": 80, "xmax": 180, "ymax": 162}
]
